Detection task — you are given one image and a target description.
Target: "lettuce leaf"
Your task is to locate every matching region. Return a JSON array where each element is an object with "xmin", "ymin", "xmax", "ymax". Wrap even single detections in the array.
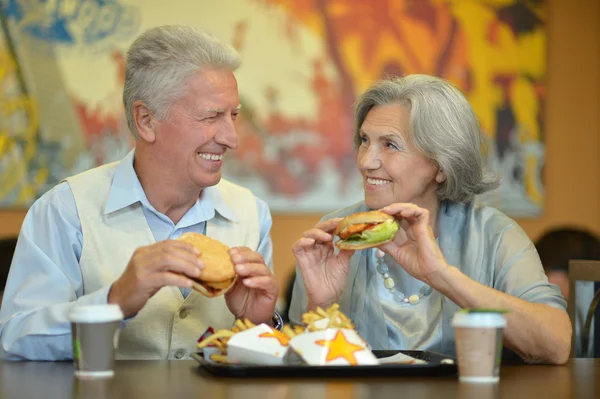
[{"xmin": 344, "ymin": 219, "xmax": 398, "ymax": 243}]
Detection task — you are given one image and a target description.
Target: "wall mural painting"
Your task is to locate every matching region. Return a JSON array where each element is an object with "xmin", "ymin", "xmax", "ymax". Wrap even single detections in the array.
[
  {"xmin": 0, "ymin": 0, "xmax": 546, "ymax": 217},
  {"xmin": 0, "ymin": 0, "xmax": 138, "ymax": 207},
  {"xmin": 2, "ymin": 0, "xmax": 139, "ymax": 47},
  {"xmin": 0, "ymin": 37, "xmax": 42, "ymax": 207}
]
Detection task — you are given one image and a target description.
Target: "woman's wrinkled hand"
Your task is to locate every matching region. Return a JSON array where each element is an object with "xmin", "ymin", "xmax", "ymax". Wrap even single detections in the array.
[
  {"xmin": 378, "ymin": 203, "xmax": 449, "ymax": 285},
  {"xmin": 291, "ymin": 218, "xmax": 354, "ymax": 310}
]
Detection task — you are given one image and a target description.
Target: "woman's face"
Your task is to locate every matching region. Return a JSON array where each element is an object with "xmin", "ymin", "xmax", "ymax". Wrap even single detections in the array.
[{"xmin": 357, "ymin": 103, "xmax": 445, "ymax": 210}]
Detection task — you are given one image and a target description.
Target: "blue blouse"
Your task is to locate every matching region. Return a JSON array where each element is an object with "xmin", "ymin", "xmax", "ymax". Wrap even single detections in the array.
[{"xmin": 290, "ymin": 200, "xmax": 566, "ymax": 356}]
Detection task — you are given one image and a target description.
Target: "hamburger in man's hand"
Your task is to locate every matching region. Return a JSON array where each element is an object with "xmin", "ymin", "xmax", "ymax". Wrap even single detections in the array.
[
  {"xmin": 334, "ymin": 211, "xmax": 399, "ymax": 250},
  {"xmin": 177, "ymin": 233, "xmax": 237, "ymax": 297}
]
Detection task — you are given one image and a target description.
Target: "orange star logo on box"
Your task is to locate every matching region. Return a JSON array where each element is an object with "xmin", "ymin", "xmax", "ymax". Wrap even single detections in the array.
[
  {"xmin": 315, "ymin": 330, "xmax": 365, "ymax": 365},
  {"xmin": 259, "ymin": 329, "xmax": 290, "ymax": 346}
]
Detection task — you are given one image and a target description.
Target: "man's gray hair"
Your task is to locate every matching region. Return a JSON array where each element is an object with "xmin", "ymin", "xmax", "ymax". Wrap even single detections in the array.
[
  {"xmin": 123, "ymin": 25, "xmax": 241, "ymax": 138},
  {"xmin": 355, "ymin": 74, "xmax": 500, "ymax": 203}
]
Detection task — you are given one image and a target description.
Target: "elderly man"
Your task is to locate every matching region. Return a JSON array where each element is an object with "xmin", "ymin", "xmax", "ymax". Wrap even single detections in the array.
[{"xmin": 0, "ymin": 25, "xmax": 279, "ymax": 360}]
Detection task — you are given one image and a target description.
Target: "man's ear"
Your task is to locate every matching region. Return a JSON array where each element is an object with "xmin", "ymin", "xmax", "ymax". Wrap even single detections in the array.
[
  {"xmin": 132, "ymin": 101, "xmax": 156, "ymax": 143},
  {"xmin": 436, "ymin": 169, "xmax": 447, "ymax": 183}
]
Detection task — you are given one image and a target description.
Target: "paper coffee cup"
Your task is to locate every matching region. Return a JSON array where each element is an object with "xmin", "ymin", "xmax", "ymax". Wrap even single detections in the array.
[
  {"xmin": 452, "ymin": 310, "xmax": 507, "ymax": 383},
  {"xmin": 68, "ymin": 305, "xmax": 124, "ymax": 379}
]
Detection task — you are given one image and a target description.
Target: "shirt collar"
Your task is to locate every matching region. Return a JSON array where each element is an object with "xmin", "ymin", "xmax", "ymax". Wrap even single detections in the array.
[
  {"xmin": 198, "ymin": 185, "xmax": 238, "ymax": 222},
  {"xmin": 104, "ymin": 149, "xmax": 237, "ymax": 222},
  {"xmin": 104, "ymin": 150, "xmax": 140, "ymax": 214}
]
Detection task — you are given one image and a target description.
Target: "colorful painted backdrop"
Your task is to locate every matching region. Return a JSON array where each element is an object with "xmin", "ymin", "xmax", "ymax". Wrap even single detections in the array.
[{"xmin": 0, "ymin": 0, "xmax": 546, "ymax": 216}]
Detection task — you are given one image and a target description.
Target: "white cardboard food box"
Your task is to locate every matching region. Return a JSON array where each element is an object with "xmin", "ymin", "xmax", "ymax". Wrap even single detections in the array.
[
  {"xmin": 199, "ymin": 324, "xmax": 425, "ymax": 366},
  {"xmin": 285, "ymin": 328, "xmax": 378, "ymax": 366},
  {"xmin": 226, "ymin": 324, "xmax": 290, "ymax": 365},
  {"xmin": 306, "ymin": 318, "xmax": 373, "ymax": 351}
]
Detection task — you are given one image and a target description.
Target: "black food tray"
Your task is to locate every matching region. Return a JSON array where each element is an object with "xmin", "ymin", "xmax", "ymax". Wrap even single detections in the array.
[{"xmin": 192, "ymin": 350, "xmax": 457, "ymax": 378}]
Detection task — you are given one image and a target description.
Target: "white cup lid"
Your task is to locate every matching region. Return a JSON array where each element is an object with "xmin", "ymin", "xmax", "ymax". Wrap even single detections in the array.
[
  {"xmin": 68, "ymin": 304, "xmax": 124, "ymax": 323},
  {"xmin": 452, "ymin": 310, "xmax": 507, "ymax": 328}
]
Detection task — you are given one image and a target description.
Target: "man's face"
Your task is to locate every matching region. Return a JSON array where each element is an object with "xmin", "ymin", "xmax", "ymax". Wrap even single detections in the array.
[{"xmin": 152, "ymin": 69, "xmax": 240, "ymax": 191}]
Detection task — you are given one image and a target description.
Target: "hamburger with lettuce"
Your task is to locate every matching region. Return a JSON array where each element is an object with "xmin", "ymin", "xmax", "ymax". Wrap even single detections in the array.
[{"xmin": 334, "ymin": 211, "xmax": 399, "ymax": 250}]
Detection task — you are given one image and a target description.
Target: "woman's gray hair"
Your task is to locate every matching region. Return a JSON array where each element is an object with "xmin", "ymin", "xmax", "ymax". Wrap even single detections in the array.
[
  {"xmin": 123, "ymin": 25, "xmax": 241, "ymax": 138},
  {"xmin": 354, "ymin": 74, "xmax": 500, "ymax": 202}
]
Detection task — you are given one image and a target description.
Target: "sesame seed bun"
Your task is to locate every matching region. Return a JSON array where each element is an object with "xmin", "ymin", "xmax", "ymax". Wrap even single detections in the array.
[{"xmin": 334, "ymin": 211, "xmax": 394, "ymax": 236}]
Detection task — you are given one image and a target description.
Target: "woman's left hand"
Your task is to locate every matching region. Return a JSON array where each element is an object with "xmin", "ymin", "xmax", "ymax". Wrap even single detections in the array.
[{"xmin": 378, "ymin": 203, "xmax": 449, "ymax": 285}]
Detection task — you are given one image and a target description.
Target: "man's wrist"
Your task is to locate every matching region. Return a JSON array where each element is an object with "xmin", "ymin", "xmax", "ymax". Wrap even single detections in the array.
[
  {"xmin": 108, "ymin": 282, "xmax": 137, "ymax": 319},
  {"xmin": 271, "ymin": 311, "xmax": 283, "ymax": 331},
  {"xmin": 107, "ymin": 283, "xmax": 122, "ymax": 310}
]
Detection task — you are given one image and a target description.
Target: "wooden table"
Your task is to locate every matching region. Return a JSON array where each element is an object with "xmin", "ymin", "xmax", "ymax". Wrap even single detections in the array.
[{"xmin": 0, "ymin": 359, "xmax": 598, "ymax": 399}]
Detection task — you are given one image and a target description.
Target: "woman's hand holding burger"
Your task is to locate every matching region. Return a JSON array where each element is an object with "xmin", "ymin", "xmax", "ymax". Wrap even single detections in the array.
[
  {"xmin": 293, "ymin": 205, "xmax": 451, "ymax": 310},
  {"xmin": 292, "ymin": 218, "xmax": 355, "ymax": 311},
  {"xmin": 378, "ymin": 203, "xmax": 450, "ymax": 285}
]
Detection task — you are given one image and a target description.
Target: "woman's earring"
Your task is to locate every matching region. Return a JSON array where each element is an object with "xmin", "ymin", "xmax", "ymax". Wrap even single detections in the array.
[{"xmin": 436, "ymin": 171, "xmax": 447, "ymax": 183}]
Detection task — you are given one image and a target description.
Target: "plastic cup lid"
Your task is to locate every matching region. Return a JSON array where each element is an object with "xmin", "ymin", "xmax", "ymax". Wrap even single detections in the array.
[
  {"xmin": 68, "ymin": 304, "xmax": 124, "ymax": 323},
  {"xmin": 451, "ymin": 309, "xmax": 507, "ymax": 328}
]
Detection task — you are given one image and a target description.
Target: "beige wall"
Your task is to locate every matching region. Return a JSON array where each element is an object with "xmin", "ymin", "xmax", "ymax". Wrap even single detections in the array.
[{"xmin": 1, "ymin": 0, "xmax": 599, "ymax": 293}]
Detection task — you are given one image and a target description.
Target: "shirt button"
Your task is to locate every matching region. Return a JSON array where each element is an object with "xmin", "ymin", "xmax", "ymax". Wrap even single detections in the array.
[
  {"xmin": 179, "ymin": 309, "xmax": 190, "ymax": 319},
  {"xmin": 174, "ymin": 350, "xmax": 186, "ymax": 359}
]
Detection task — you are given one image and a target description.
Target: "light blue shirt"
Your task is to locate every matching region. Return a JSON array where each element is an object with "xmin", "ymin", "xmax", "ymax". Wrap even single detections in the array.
[{"xmin": 0, "ymin": 151, "xmax": 273, "ymax": 360}]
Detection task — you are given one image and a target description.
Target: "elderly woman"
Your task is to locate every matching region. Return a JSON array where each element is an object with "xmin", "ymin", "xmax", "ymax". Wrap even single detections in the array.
[{"xmin": 289, "ymin": 74, "xmax": 571, "ymax": 364}]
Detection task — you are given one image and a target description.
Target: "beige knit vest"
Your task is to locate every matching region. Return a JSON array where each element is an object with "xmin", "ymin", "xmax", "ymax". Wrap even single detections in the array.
[{"xmin": 66, "ymin": 162, "xmax": 259, "ymax": 359}]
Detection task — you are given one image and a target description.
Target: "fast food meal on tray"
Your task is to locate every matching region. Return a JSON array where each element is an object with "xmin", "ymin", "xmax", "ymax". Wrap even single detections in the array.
[
  {"xmin": 176, "ymin": 233, "xmax": 237, "ymax": 297},
  {"xmin": 197, "ymin": 304, "xmax": 383, "ymax": 366},
  {"xmin": 197, "ymin": 317, "xmax": 296, "ymax": 364}
]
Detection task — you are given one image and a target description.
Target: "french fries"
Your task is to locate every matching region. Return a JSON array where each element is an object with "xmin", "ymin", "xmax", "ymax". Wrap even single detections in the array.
[
  {"xmin": 198, "ymin": 304, "xmax": 355, "ymax": 364},
  {"xmin": 197, "ymin": 318, "xmax": 256, "ymax": 363},
  {"xmin": 301, "ymin": 304, "xmax": 355, "ymax": 332},
  {"xmin": 197, "ymin": 317, "xmax": 297, "ymax": 363}
]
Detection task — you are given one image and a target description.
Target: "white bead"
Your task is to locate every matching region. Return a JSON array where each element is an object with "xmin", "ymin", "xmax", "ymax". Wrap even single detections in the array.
[
  {"xmin": 376, "ymin": 249, "xmax": 385, "ymax": 259},
  {"xmin": 409, "ymin": 294, "xmax": 420, "ymax": 305},
  {"xmin": 383, "ymin": 273, "xmax": 389, "ymax": 279},
  {"xmin": 384, "ymin": 278, "xmax": 395, "ymax": 290}
]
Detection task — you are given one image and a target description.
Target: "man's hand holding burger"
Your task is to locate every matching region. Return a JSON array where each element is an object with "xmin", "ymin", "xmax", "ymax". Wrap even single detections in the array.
[
  {"xmin": 108, "ymin": 233, "xmax": 278, "ymax": 324},
  {"xmin": 108, "ymin": 239, "xmax": 203, "ymax": 318},
  {"xmin": 225, "ymin": 247, "xmax": 279, "ymax": 326},
  {"xmin": 177, "ymin": 234, "xmax": 279, "ymax": 325}
]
